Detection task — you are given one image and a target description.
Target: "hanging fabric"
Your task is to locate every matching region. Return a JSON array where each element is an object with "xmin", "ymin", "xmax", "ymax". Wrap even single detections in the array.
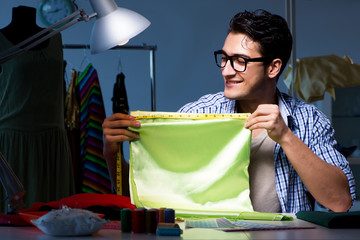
[
  {"xmin": 283, "ymin": 54, "xmax": 360, "ymax": 102},
  {"xmin": 65, "ymin": 69, "xmax": 80, "ymax": 131},
  {"xmin": 112, "ymin": 54, "xmax": 129, "ymax": 114},
  {"xmin": 65, "ymin": 69, "xmax": 81, "ymax": 193},
  {"xmin": 128, "ymin": 111, "xmax": 253, "ymax": 217},
  {"xmin": 76, "ymin": 63, "xmax": 112, "ymax": 194},
  {"xmin": 112, "ymin": 72, "xmax": 129, "ymax": 114}
]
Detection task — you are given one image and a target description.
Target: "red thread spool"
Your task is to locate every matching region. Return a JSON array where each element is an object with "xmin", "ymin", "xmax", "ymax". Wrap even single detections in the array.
[{"xmin": 132, "ymin": 208, "xmax": 145, "ymax": 233}]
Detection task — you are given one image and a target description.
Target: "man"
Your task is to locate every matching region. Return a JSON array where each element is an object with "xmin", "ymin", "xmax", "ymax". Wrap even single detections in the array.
[{"xmin": 103, "ymin": 10, "xmax": 355, "ymax": 213}]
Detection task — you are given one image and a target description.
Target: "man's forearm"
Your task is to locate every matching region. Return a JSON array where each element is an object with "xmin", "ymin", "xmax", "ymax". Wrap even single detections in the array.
[{"xmin": 279, "ymin": 130, "xmax": 352, "ymax": 212}]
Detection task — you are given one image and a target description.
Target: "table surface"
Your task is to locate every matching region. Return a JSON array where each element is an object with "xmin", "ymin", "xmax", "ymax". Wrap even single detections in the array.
[{"xmin": 1, "ymin": 215, "xmax": 360, "ymax": 240}]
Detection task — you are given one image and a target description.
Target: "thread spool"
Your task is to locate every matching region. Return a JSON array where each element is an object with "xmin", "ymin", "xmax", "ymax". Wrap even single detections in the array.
[
  {"xmin": 164, "ymin": 208, "xmax": 175, "ymax": 223},
  {"xmin": 132, "ymin": 208, "xmax": 145, "ymax": 233},
  {"xmin": 150, "ymin": 208, "xmax": 160, "ymax": 224},
  {"xmin": 145, "ymin": 209, "xmax": 157, "ymax": 234},
  {"xmin": 120, "ymin": 208, "xmax": 132, "ymax": 232},
  {"xmin": 156, "ymin": 227, "xmax": 183, "ymax": 236},
  {"xmin": 159, "ymin": 208, "xmax": 166, "ymax": 223},
  {"xmin": 157, "ymin": 223, "xmax": 179, "ymax": 229}
]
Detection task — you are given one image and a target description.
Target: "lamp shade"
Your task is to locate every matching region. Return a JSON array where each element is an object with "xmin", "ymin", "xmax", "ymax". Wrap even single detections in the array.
[{"xmin": 89, "ymin": 1, "xmax": 150, "ymax": 54}]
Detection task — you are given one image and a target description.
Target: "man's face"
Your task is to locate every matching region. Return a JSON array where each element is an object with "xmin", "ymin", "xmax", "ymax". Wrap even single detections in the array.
[{"xmin": 221, "ymin": 32, "xmax": 270, "ymax": 101}]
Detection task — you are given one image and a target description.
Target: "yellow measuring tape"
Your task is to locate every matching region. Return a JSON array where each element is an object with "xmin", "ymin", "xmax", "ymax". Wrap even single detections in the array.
[
  {"xmin": 116, "ymin": 111, "xmax": 250, "ymax": 195},
  {"xmin": 130, "ymin": 111, "xmax": 250, "ymax": 120},
  {"xmin": 116, "ymin": 144, "xmax": 122, "ymax": 195}
]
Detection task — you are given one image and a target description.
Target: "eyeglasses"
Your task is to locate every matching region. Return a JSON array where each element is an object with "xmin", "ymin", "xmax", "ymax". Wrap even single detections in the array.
[{"xmin": 214, "ymin": 50, "xmax": 271, "ymax": 72}]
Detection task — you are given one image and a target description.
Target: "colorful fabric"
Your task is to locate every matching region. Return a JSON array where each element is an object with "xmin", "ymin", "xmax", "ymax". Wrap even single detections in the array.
[
  {"xmin": 129, "ymin": 112, "xmax": 253, "ymax": 216},
  {"xmin": 179, "ymin": 90, "xmax": 356, "ymax": 213},
  {"xmin": 76, "ymin": 64, "xmax": 111, "ymax": 194}
]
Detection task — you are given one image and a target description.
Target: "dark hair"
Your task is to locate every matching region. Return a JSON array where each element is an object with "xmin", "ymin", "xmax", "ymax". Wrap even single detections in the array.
[{"xmin": 228, "ymin": 9, "xmax": 293, "ymax": 78}]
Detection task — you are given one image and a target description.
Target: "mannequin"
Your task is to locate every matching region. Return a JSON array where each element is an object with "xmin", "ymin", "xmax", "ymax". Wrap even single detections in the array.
[
  {"xmin": 0, "ymin": 5, "xmax": 48, "ymax": 49},
  {"xmin": 0, "ymin": 5, "xmax": 75, "ymax": 213}
]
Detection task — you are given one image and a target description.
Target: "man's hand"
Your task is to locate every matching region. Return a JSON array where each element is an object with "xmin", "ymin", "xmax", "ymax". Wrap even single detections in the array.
[
  {"xmin": 244, "ymin": 104, "xmax": 290, "ymax": 143},
  {"xmin": 102, "ymin": 113, "xmax": 140, "ymax": 194},
  {"xmin": 102, "ymin": 113, "xmax": 140, "ymax": 159}
]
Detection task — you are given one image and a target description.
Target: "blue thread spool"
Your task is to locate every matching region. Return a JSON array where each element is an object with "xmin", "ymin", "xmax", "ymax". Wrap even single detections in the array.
[
  {"xmin": 120, "ymin": 208, "xmax": 132, "ymax": 232},
  {"xmin": 164, "ymin": 208, "xmax": 175, "ymax": 223},
  {"xmin": 156, "ymin": 227, "xmax": 183, "ymax": 236}
]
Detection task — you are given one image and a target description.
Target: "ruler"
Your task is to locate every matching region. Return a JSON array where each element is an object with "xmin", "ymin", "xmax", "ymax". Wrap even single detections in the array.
[{"xmin": 130, "ymin": 111, "xmax": 250, "ymax": 120}]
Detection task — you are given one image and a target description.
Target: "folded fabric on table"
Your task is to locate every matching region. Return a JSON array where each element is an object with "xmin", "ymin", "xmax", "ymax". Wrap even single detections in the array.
[
  {"xmin": 18, "ymin": 193, "xmax": 135, "ymax": 220},
  {"xmin": 296, "ymin": 211, "xmax": 360, "ymax": 228},
  {"xmin": 1, "ymin": 193, "xmax": 134, "ymax": 225},
  {"xmin": 19, "ymin": 193, "xmax": 135, "ymax": 212}
]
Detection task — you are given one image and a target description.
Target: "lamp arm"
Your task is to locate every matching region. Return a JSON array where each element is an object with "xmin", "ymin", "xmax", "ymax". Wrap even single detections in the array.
[{"xmin": 0, "ymin": 9, "xmax": 95, "ymax": 65}]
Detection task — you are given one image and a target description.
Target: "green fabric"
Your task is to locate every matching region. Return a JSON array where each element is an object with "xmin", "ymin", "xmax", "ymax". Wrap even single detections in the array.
[
  {"xmin": 129, "ymin": 111, "xmax": 253, "ymax": 217},
  {"xmin": 0, "ymin": 33, "xmax": 75, "ymax": 212},
  {"xmin": 237, "ymin": 211, "xmax": 293, "ymax": 221},
  {"xmin": 296, "ymin": 211, "xmax": 360, "ymax": 228},
  {"xmin": 176, "ymin": 211, "xmax": 293, "ymax": 221}
]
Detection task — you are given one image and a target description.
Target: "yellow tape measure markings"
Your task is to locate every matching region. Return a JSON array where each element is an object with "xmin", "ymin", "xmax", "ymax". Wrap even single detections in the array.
[
  {"xmin": 116, "ymin": 145, "xmax": 122, "ymax": 195},
  {"xmin": 131, "ymin": 111, "xmax": 250, "ymax": 120}
]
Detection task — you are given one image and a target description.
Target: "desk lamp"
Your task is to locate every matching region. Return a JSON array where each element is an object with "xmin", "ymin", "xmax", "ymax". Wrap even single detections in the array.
[
  {"xmin": 0, "ymin": 0, "xmax": 151, "ymax": 64},
  {"xmin": 0, "ymin": 0, "xmax": 150, "ymax": 213}
]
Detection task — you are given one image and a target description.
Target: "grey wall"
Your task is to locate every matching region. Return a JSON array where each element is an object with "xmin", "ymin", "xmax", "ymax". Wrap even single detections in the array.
[
  {"xmin": 1, "ymin": 0, "xmax": 360, "ymax": 128},
  {"xmin": 59, "ymin": 0, "xmax": 287, "ymax": 115},
  {"xmin": 2, "ymin": 0, "xmax": 360, "ymax": 116}
]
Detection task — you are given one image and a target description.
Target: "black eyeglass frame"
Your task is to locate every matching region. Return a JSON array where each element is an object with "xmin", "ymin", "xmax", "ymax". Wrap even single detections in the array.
[{"xmin": 214, "ymin": 50, "xmax": 272, "ymax": 72}]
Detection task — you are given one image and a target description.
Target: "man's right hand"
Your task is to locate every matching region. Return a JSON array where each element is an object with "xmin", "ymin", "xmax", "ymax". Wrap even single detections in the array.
[{"xmin": 102, "ymin": 113, "xmax": 141, "ymax": 160}]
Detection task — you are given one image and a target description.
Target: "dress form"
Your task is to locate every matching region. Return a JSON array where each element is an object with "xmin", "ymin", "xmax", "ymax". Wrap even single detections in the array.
[{"xmin": 0, "ymin": 5, "xmax": 48, "ymax": 49}]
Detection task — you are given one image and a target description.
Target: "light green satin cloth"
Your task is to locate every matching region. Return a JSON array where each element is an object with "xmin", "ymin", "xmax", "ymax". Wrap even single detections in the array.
[{"xmin": 129, "ymin": 112, "xmax": 253, "ymax": 216}]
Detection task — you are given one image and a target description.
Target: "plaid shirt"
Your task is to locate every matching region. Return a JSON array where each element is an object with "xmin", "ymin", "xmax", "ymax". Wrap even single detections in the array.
[{"xmin": 178, "ymin": 91, "xmax": 356, "ymax": 213}]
